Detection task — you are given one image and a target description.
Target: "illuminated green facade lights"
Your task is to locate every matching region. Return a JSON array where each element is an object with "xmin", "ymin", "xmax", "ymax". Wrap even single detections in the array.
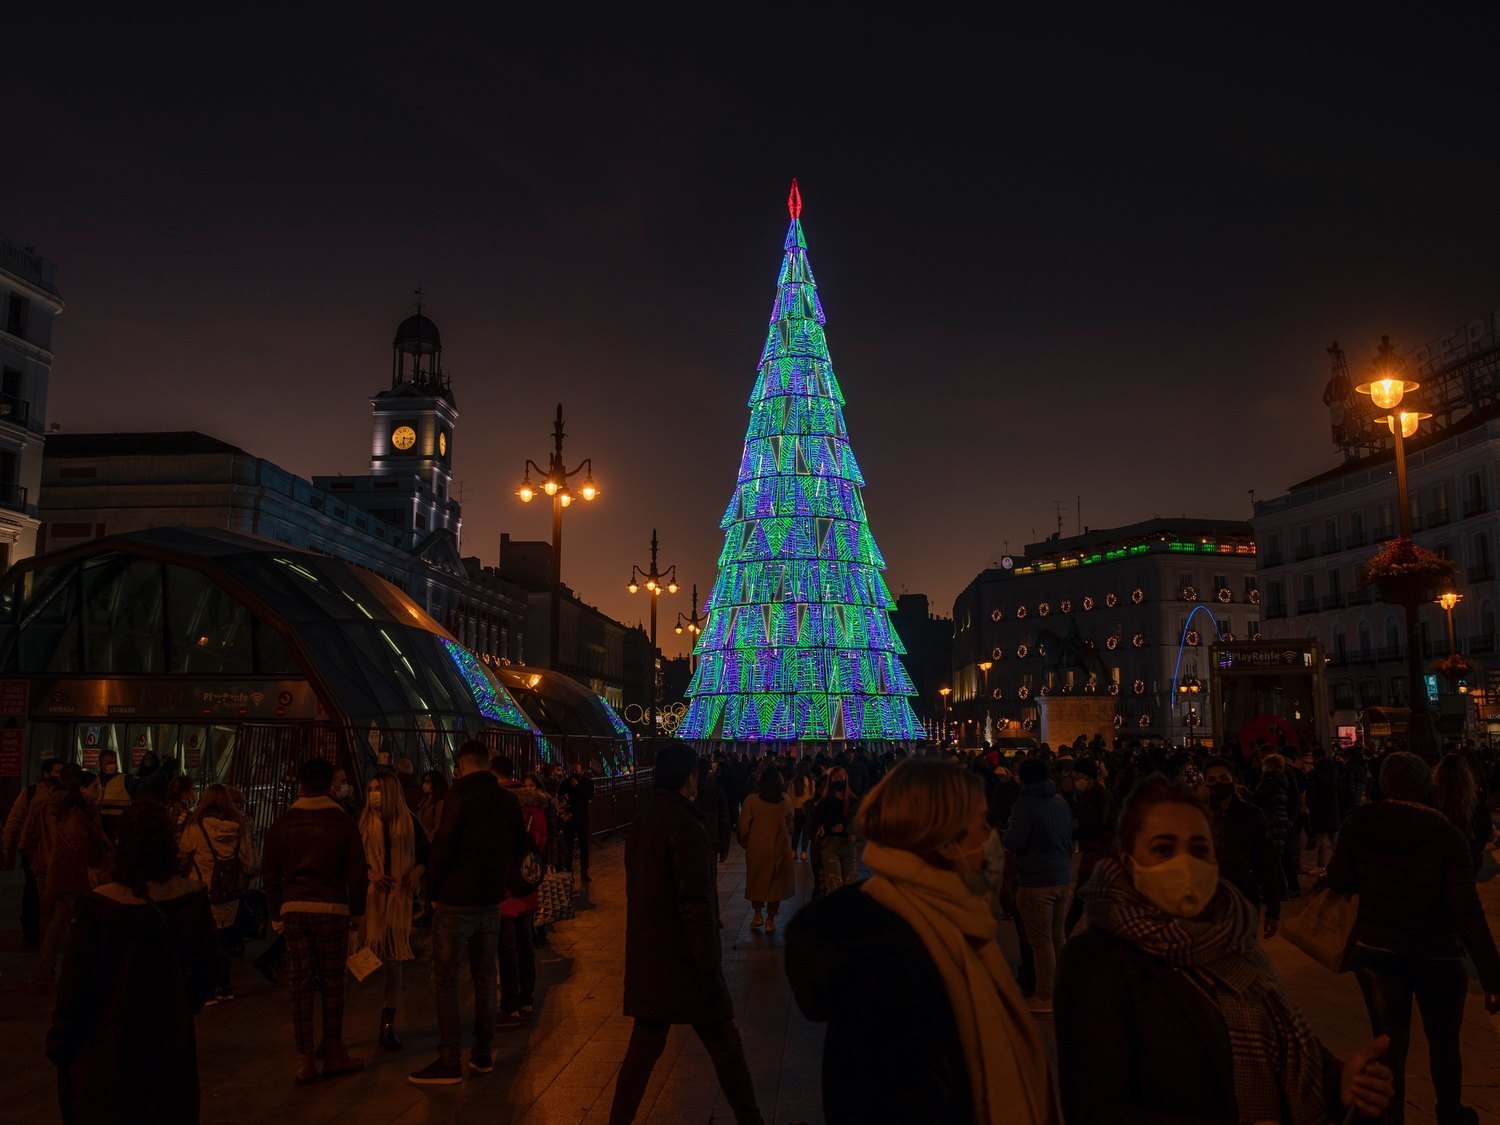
[{"xmin": 679, "ymin": 184, "xmax": 922, "ymax": 742}]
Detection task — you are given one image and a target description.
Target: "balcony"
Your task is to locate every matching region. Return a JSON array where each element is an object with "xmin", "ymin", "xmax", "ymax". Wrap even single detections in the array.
[
  {"xmin": 1352, "ymin": 647, "xmax": 1378, "ymax": 665},
  {"xmin": 1265, "ymin": 604, "xmax": 1288, "ymax": 620},
  {"xmin": 1471, "ymin": 635, "xmax": 1497, "ymax": 656},
  {"xmin": 1346, "ymin": 588, "xmax": 1371, "ymax": 606},
  {"xmin": 0, "ymin": 480, "xmax": 28, "ymax": 512},
  {"xmin": 1463, "ymin": 497, "xmax": 1487, "ymax": 518},
  {"xmin": 1373, "ymin": 525, "xmax": 1396, "ymax": 542},
  {"xmin": 1320, "ymin": 538, "xmax": 1341, "ymax": 555},
  {"xmin": 1296, "ymin": 598, "xmax": 1319, "ymax": 615},
  {"xmin": 1262, "ymin": 552, "xmax": 1285, "ymax": 567},
  {"xmin": 0, "ymin": 393, "xmax": 30, "ymax": 428},
  {"xmin": 1346, "ymin": 530, "xmax": 1368, "ymax": 549},
  {"xmin": 1467, "ymin": 564, "xmax": 1493, "ymax": 583},
  {"xmin": 1427, "ymin": 509, "xmax": 1452, "ymax": 528},
  {"xmin": 1321, "ymin": 593, "xmax": 1345, "ymax": 610},
  {"xmin": 1295, "ymin": 544, "xmax": 1317, "ymax": 561},
  {"xmin": 1377, "ymin": 644, "xmax": 1405, "ymax": 661},
  {"xmin": 1328, "ymin": 651, "xmax": 1349, "ymax": 668}
]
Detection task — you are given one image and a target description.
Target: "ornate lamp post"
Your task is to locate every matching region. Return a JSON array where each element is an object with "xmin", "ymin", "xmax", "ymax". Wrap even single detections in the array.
[
  {"xmin": 1437, "ymin": 591, "xmax": 1463, "ymax": 655},
  {"xmin": 1356, "ymin": 338, "xmax": 1437, "ymax": 757},
  {"xmin": 674, "ymin": 583, "xmax": 706, "ymax": 673},
  {"xmin": 978, "ymin": 660, "xmax": 993, "ymax": 740},
  {"xmin": 516, "ymin": 404, "xmax": 598, "ymax": 671},
  {"xmin": 627, "ymin": 529, "xmax": 678, "ymax": 737},
  {"xmin": 1177, "ymin": 674, "xmax": 1203, "ymax": 748},
  {"xmin": 938, "ymin": 685, "xmax": 951, "ymax": 744}
]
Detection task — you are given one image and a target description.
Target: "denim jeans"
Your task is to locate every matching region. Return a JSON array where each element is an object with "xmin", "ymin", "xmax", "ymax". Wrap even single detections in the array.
[
  {"xmin": 498, "ymin": 913, "xmax": 536, "ymax": 1012},
  {"xmin": 1016, "ymin": 884, "xmax": 1069, "ymax": 1001},
  {"xmin": 820, "ymin": 836, "xmax": 856, "ymax": 885},
  {"xmin": 431, "ymin": 905, "xmax": 500, "ymax": 1065},
  {"xmin": 609, "ymin": 1018, "xmax": 763, "ymax": 1124}
]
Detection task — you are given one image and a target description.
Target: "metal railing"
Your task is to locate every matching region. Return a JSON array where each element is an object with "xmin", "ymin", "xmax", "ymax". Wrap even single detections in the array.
[
  {"xmin": 1322, "ymin": 593, "xmax": 1345, "ymax": 610},
  {"xmin": 1296, "ymin": 598, "xmax": 1319, "ymax": 615},
  {"xmin": 1377, "ymin": 644, "xmax": 1405, "ymax": 661},
  {"xmin": 0, "ymin": 393, "xmax": 30, "ymax": 427},
  {"xmin": 0, "ymin": 480, "xmax": 27, "ymax": 511},
  {"xmin": 1468, "ymin": 564, "xmax": 1493, "ymax": 583},
  {"xmin": 1463, "ymin": 498, "xmax": 1487, "ymax": 518},
  {"xmin": 1320, "ymin": 538, "xmax": 1341, "ymax": 555},
  {"xmin": 1295, "ymin": 544, "xmax": 1317, "ymax": 561}
]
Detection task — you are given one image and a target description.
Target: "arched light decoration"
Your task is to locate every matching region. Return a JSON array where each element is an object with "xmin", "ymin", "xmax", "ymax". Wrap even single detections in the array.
[
  {"xmin": 1132, "ymin": 679, "xmax": 1146, "ymax": 694},
  {"xmin": 1083, "ymin": 595, "xmax": 1096, "ymax": 611},
  {"xmin": 1016, "ymin": 605, "xmax": 1029, "ymax": 619},
  {"xmin": 1218, "ymin": 588, "xmax": 1233, "ymax": 604},
  {"xmin": 1249, "ymin": 589, "xmax": 1261, "ymax": 605},
  {"xmin": 1221, "ymin": 632, "xmax": 1235, "ymax": 642},
  {"xmin": 1106, "ymin": 593, "xmax": 1119, "ymax": 608},
  {"xmin": 1107, "ymin": 682, "xmax": 1120, "ymax": 695},
  {"xmin": 1060, "ymin": 599, "xmax": 1073, "ymax": 614},
  {"xmin": 1113, "ymin": 714, "xmax": 1124, "ymax": 728},
  {"xmin": 1139, "ymin": 714, "xmax": 1152, "ymax": 727},
  {"xmin": 1083, "ymin": 681, "xmax": 1096, "ymax": 694},
  {"xmin": 1185, "ymin": 630, "xmax": 1200, "ymax": 646},
  {"xmin": 1132, "ymin": 633, "xmax": 1146, "ymax": 648},
  {"xmin": 991, "ymin": 646, "xmax": 1004, "ymax": 661},
  {"xmin": 1105, "ymin": 636, "xmax": 1120, "ymax": 651},
  {"xmin": 1084, "ymin": 638, "xmax": 1097, "ymax": 650},
  {"xmin": 1016, "ymin": 643, "xmax": 1030, "ymax": 658},
  {"xmin": 1181, "ymin": 586, "xmax": 1198, "ymax": 602},
  {"xmin": 1039, "ymin": 684, "xmax": 1051, "ymax": 696},
  {"xmin": 1018, "ymin": 685, "xmax": 1031, "ymax": 700},
  {"xmin": 991, "ymin": 608, "xmax": 1004, "ymax": 622},
  {"xmin": 1022, "ymin": 717, "xmax": 1035, "ymax": 730},
  {"xmin": 1132, "ymin": 588, "xmax": 1145, "ymax": 605},
  {"xmin": 1038, "ymin": 601, "xmax": 1051, "ymax": 617},
  {"xmin": 1252, "ymin": 632, "xmax": 1263, "ymax": 641},
  {"xmin": 992, "ymin": 687, "xmax": 1003, "ymax": 699}
]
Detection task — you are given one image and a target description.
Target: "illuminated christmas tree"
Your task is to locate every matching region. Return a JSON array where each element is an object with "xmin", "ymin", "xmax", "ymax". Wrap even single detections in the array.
[{"xmin": 680, "ymin": 182, "xmax": 923, "ymax": 742}]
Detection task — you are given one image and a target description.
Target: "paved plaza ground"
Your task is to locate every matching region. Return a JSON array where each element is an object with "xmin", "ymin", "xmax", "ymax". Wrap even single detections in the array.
[{"xmin": 1, "ymin": 834, "xmax": 1498, "ymax": 1123}]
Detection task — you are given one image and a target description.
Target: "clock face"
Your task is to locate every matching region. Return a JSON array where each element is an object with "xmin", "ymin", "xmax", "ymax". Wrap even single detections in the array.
[
  {"xmin": 392, "ymin": 425, "xmax": 417, "ymax": 451},
  {"xmin": 439, "ymin": 431, "xmax": 448, "ymax": 457}
]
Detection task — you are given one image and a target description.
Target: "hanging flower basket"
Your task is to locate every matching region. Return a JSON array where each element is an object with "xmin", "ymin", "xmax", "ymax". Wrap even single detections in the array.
[
  {"xmin": 1432, "ymin": 652, "xmax": 1473, "ymax": 686},
  {"xmin": 1358, "ymin": 538, "xmax": 1459, "ymax": 605}
]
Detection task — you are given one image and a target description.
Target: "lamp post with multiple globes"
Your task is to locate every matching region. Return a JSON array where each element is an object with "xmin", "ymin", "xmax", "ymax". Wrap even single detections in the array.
[
  {"xmin": 674, "ymin": 583, "xmax": 706, "ymax": 673},
  {"xmin": 1437, "ymin": 590, "xmax": 1463, "ymax": 655},
  {"xmin": 978, "ymin": 660, "xmax": 993, "ymax": 741},
  {"xmin": 515, "ymin": 404, "xmax": 598, "ymax": 672},
  {"xmin": 1355, "ymin": 338, "xmax": 1436, "ymax": 756},
  {"xmin": 627, "ymin": 529, "xmax": 678, "ymax": 737},
  {"xmin": 938, "ymin": 685, "xmax": 951, "ymax": 744},
  {"xmin": 1177, "ymin": 674, "xmax": 1203, "ymax": 748}
]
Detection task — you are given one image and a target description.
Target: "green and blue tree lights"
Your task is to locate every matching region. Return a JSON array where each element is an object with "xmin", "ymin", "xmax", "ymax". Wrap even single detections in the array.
[{"xmin": 680, "ymin": 182, "xmax": 922, "ymax": 742}]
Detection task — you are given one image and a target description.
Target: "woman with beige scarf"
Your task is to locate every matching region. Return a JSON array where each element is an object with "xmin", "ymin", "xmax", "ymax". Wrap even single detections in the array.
[
  {"xmin": 357, "ymin": 772, "xmax": 427, "ymax": 1052},
  {"xmin": 785, "ymin": 759, "xmax": 1058, "ymax": 1125}
]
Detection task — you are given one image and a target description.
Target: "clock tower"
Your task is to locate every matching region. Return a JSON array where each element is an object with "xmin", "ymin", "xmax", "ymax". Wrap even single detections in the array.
[{"xmin": 365, "ymin": 302, "xmax": 461, "ymax": 539}]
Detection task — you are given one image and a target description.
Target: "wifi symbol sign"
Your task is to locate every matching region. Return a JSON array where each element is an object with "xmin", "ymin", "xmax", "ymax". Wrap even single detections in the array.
[{"xmin": 250, "ymin": 692, "xmax": 265, "ymax": 707}]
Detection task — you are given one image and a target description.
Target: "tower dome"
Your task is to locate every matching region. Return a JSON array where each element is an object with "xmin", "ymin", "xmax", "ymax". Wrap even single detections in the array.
[{"xmin": 394, "ymin": 313, "xmax": 441, "ymax": 357}]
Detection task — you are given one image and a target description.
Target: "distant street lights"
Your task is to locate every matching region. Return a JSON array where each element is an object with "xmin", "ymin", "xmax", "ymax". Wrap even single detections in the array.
[
  {"xmin": 674, "ymin": 583, "xmax": 706, "ymax": 673},
  {"xmin": 1356, "ymin": 338, "xmax": 1435, "ymax": 755},
  {"xmin": 516, "ymin": 404, "xmax": 598, "ymax": 671},
  {"xmin": 628, "ymin": 529, "xmax": 678, "ymax": 737}
]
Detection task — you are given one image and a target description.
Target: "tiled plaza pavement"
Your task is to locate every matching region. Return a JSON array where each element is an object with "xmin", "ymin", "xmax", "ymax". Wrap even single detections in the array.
[{"xmin": 1, "ymin": 836, "xmax": 1498, "ymax": 1123}]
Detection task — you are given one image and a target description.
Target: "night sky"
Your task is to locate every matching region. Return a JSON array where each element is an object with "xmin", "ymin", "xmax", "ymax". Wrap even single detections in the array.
[{"xmin": 8, "ymin": 11, "xmax": 1500, "ymax": 658}]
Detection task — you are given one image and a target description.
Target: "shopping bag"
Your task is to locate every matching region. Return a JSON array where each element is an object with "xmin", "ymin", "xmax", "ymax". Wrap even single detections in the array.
[
  {"xmin": 346, "ymin": 944, "xmax": 383, "ymax": 982},
  {"xmin": 1279, "ymin": 885, "xmax": 1358, "ymax": 973},
  {"xmin": 534, "ymin": 867, "xmax": 577, "ymax": 926}
]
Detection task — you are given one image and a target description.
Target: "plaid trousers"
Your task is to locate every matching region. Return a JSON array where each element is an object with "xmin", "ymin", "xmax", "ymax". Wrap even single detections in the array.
[{"xmin": 284, "ymin": 912, "xmax": 349, "ymax": 1054}]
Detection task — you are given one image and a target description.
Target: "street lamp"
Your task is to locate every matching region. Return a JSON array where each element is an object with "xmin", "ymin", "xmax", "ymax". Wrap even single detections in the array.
[
  {"xmin": 1177, "ymin": 674, "xmax": 1202, "ymax": 748},
  {"xmin": 674, "ymin": 583, "xmax": 706, "ymax": 673},
  {"xmin": 978, "ymin": 660, "xmax": 993, "ymax": 740},
  {"xmin": 515, "ymin": 404, "xmax": 598, "ymax": 671},
  {"xmin": 1356, "ymin": 337, "xmax": 1435, "ymax": 755},
  {"xmin": 628, "ymin": 529, "xmax": 677, "ymax": 737},
  {"xmin": 1437, "ymin": 591, "xmax": 1463, "ymax": 655},
  {"xmin": 938, "ymin": 686, "xmax": 951, "ymax": 745}
]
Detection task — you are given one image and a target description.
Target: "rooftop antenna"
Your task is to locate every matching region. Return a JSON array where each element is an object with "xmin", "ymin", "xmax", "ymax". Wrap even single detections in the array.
[
  {"xmin": 1076, "ymin": 495, "xmax": 1082, "ymax": 536},
  {"xmin": 1052, "ymin": 499, "xmax": 1065, "ymax": 536}
]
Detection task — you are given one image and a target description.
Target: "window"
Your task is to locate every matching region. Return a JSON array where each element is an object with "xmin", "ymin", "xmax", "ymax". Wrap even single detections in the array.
[
  {"xmin": 1331, "ymin": 626, "xmax": 1346, "ymax": 659},
  {"xmin": 1301, "ymin": 574, "xmax": 1316, "ymax": 600},
  {"xmin": 1358, "ymin": 620, "xmax": 1372, "ymax": 653},
  {"xmin": 5, "ymin": 295, "xmax": 28, "ymax": 339},
  {"xmin": 1267, "ymin": 580, "xmax": 1285, "ymax": 609},
  {"xmin": 1376, "ymin": 501, "xmax": 1393, "ymax": 534},
  {"xmin": 1212, "ymin": 573, "xmax": 1228, "ymax": 592},
  {"xmin": 1297, "ymin": 526, "xmax": 1312, "ymax": 548},
  {"xmin": 1389, "ymin": 677, "xmax": 1407, "ymax": 705},
  {"xmin": 1326, "ymin": 569, "xmax": 1341, "ymax": 597},
  {"xmin": 1466, "ymin": 471, "xmax": 1485, "ymax": 514},
  {"xmin": 1350, "ymin": 510, "xmax": 1365, "ymax": 536},
  {"xmin": 1333, "ymin": 681, "xmax": 1355, "ymax": 708},
  {"xmin": 1385, "ymin": 617, "xmax": 1400, "ymax": 649},
  {"xmin": 1323, "ymin": 517, "xmax": 1338, "ymax": 543},
  {"xmin": 1265, "ymin": 532, "xmax": 1282, "ymax": 565}
]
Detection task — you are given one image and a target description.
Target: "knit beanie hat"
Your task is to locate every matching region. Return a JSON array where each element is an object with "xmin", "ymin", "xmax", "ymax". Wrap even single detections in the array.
[{"xmin": 1379, "ymin": 751, "xmax": 1431, "ymax": 801}]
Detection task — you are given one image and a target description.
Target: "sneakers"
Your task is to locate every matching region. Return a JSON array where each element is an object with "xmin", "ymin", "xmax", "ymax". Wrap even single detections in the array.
[
  {"xmin": 519, "ymin": 1004, "xmax": 534, "ymax": 1020},
  {"xmin": 294, "ymin": 1054, "xmax": 318, "ymax": 1085},
  {"xmin": 498, "ymin": 1010, "xmax": 527, "ymax": 1028},
  {"xmin": 765, "ymin": 916, "xmax": 777, "ymax": 934},
  {"xmin": 1027, "ymin": 997, "xmax": 1054, "ymax": 1016},
  {"xmin": 750, "ymin": 911, "xmax": 764, "ymax": 929},
  {"xmin": 321, "ymin": 1046, "xmax": 365, "ymax": 1078},
  {"xmin": 408, "ymin": 1058, "xmax": 464, "ymax": 1085},
  {"xmin": 469, "ymin": 1052, "xmax": 494, "ymax": 1074}
]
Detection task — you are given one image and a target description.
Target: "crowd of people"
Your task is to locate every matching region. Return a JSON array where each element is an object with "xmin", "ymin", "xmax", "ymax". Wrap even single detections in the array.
[{"xmin": 4, "ymin": 730, "xmax": 1498, "ymax": 1123}]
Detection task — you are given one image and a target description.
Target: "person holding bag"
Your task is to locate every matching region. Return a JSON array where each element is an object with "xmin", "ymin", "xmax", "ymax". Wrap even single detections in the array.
[
  {"xmin": 1056, "ymin": 774, "xmax": 1394, "ymax": 1125},
  {"xmin": 180, "ymin": 782, "xmax": 256, "ymax": 1003},
  {"xmin": 1327, "ymin": 752, "xmax": 1500, "ymax": 1125},
  {"xmin": 355, "ymin": 772, "xmax": 426, "ymax": 1051}
]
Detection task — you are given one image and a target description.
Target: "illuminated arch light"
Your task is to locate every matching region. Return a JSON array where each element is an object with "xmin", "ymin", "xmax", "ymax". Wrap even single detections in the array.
[
  {"xmin": 1105, "ymin": 635, "xmax": 1120, "ymax": 651},
  {"xmin": 1016, "ymin": 605, "xmax": 1029, "ymax": 619},
  {"xmin": 991, "ymin": 646, "xmax": 1004, "ymax": 661},
  {"xmin": 1249, "ymin": 589, "xmax": 1261, "ymax": 605},
  {"xmin": 1017, "ymin": 685, "xmax": 1031, "ymax": 700},
  {"xmin": 1252, "ymin": 632, "xmax": 1263, "ymax": 641},
  {"xmin": 1181, "ymin": 586, "xmax": 1198, "ymax": 602},
  {"xmin": 991, "ymin": 687, "xmax": 1003, "ymax": 699},
  {"xmin": 1132, "ymin": 633, "xmax": 1146, "ymax": 648},
  {"xmin": 1039, "ymin": 684, "xmax": 1052, "ymax": 696},
  {"xmin": 1083, "ymin": 596, "xmax": 1096, "ymax": 611},
  {"xmin": 991, "ymin": 608, "xmax": 1004, "ymax": 621},
  {"xmin": 1084, "ymin": 638, "xmax": 1097, "ymax": 650},
  {"xmin": 1038, "ymin": 602, "xmax": 1051, "ymax": 617},
  {"xmin": 1107, "ymin": 682, "xmax": 1120, "ymax": 696},
  {"xmin": 1083, "ymin": 681, "xmax": 1096, "ymax": 694},
  {"xmin": 1139, "ymin": 713, "xmax": 1152, "ymax": 728},
  {"xmin": 1218, "ymin": 588, "xmax": 1233, "ymax": 604},
  {"xmin": 1132, "ymin": 679, "xmax": 1146, "ymax": 694},
  {"xmin": 1022, "ymin": 717, "xmax": 1035, "ymax": 731},
  {"xmin": 1131, "ymin": 588, "xmax": 1145, "ymax": 605},
  {"xmin": 1106, "ymin": 593, "xmax": 1119, "ymax": 608},
  {"xmin": 1113, "ymin": 714, "xmax": 1124, "ymax": 729},
  {"xmin": 1016, "ymin": 643, "xmax": 1030, "ymax": 658},
  {"xmin": 1059, "ymin": 599, "xmax": 1073, "ymax": 614},
  {"xmin": 1185, "ymin": 630, "xmax": 1200, "ymax": 646},
  {"xmin": 1221, "ymin": 631, "xmax": 1235, "ymax": 642}
]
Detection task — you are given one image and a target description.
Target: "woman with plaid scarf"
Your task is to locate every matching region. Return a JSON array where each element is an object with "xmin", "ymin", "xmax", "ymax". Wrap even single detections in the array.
[{"xmin": 1055, "ymin": 775, "xmax": 1394, "ymax": 1125}]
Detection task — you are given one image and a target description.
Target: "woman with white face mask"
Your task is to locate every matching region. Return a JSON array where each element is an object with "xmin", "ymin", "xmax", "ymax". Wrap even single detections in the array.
[{"xmin": 1054, "ymin": 775, "xmax": 1394, "ymax": 1125}]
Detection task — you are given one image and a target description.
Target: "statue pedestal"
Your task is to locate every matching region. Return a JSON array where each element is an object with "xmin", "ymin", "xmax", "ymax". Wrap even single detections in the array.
[{"xmin": 1038, "ymin": 695, "xmax": 1116, "ymax": 752}]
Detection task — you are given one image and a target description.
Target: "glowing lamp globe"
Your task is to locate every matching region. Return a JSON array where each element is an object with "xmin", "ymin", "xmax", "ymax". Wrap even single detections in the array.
[
  {"xmin": 579, "ymin": 478, "xmax": 598, "ymax": 501},
  {"xmin": 516, "ymin": 479, "xmax": 535, "ymax": 503},
  {"xmin": 542, "ymin": 477, "xmax": 560, "ymax": 497},
  {"xmin": 628, "ymin": 579, "xmax": 639, "ymax": 594},
  {"xmin": 675, "ymin": 623, "xmax": 684, "ymax": 635},
  {"xmin": 667, "ymin": 580, "xmax": 679, "ymax": 594}
]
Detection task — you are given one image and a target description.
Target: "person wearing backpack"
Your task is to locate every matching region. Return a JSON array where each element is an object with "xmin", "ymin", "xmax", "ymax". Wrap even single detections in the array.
[{"xmin": 180, "ymin": 782, "xmax": 256, "ymax": 1004}]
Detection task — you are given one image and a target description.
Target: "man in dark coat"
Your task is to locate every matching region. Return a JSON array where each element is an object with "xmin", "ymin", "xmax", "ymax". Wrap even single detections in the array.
[
  {"xmin": 608, "ymin": 745, "xmax": 762, "ymax": 1124},
  {"xmin": 559, "ymin": 760, "xmax": 595, "ymax": 883},
  {"xmin": 1203, "ymin": 757, "xmax": 1281, "ymax": 937}
]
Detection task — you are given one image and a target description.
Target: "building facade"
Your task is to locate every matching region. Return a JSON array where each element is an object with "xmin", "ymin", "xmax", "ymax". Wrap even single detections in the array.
[
  {"xmin": 0, "ymin": 237, "xmax": 62, "ymax": 568},
  {"xmin": 952, "ymin": 519, "xmax": 1259, "ymax": 745},
  {"xmin": 890, "ymin": 593, "xmax": 953, "ymax": 736}
]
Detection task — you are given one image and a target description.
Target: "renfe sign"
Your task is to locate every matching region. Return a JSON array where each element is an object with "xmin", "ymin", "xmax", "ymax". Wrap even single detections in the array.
[{"xmin": 1216, "ymin": 646, "xmax": 1312, "ymax": 671}]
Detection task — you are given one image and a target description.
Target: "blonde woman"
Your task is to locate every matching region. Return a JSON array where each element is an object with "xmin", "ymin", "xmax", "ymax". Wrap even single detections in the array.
[
  {"xmin": 785, "ymin": 759, "xmax": 1056, "ymax": 1125},
  {"xmin": 180, "ymin": 782, "xmax": 256, "ymax": 1002},
  {"xmin": 357, "ymin": 772, "xmax": 428, "ymax": 1051},
  {"xmin": 736, "ymin": 767, "xmax": 795, "ymax": 932}
]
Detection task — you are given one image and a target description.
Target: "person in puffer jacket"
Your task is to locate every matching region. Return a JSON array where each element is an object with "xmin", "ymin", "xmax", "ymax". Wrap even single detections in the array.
[
  {"xmin": 494, "ymin": 758, "xmax": 549, "ymax": 1026},
  {"xmin": 180, "ymin": 782, "xmax": 257, "ymax": 1003}
]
